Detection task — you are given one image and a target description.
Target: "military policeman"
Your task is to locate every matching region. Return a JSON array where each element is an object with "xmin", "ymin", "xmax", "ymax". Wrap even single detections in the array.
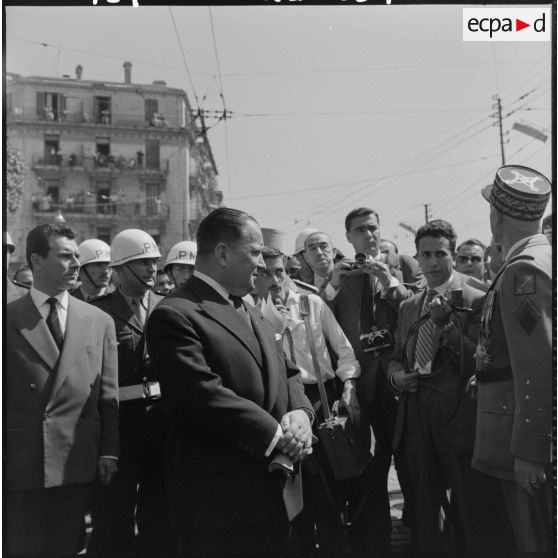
[
  {"xmin": 87, "ymin": 229, "xmax": 169, "ymax": 558},
  {"xmin": 5, "ymin": 232, "xmax": 30, "ymax": 302},
  {"xmin": 472, "ymin": 165, "xmax": 552, "ymax": 553},
  {"xmin": 71, "ymin": 238, "xmax": 112, "ymax": 302},
  {"xmin": 163, "ymin": 239, "xmax": 197, "ymax": 290}
]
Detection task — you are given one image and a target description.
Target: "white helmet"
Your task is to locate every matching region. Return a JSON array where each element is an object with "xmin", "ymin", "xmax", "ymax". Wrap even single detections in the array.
[
  {"xmin": 164, "ymin": 240, "xmax": 197, "ymax": 270},
  {"xmin": 110, "ymin": 229, "xmax": 161, "ymax": 267},
  {"xmin": 78, "ymin": 239, "xmax": 111, "ymax": 266},
  {"xmin": 294, "ymin": 228, "xmax": 320, "ymax": 254},
  {"xmin": 4, "ymin": 232, "xmax": 15, "ymax": 254}
]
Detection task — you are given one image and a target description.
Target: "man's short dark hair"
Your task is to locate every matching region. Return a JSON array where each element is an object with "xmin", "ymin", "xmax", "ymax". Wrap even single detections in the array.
[
  {"xmin": 345, "ymin": 208, "xmax": 380, "ymax": 233},
  {"xmin": 456, "ymin": 238, "xmax": 486, "ymax": 254},
  {"xmin": 196, "ymin": 208, "xmax": 258, "ymax": 256},
  {"xmin": 26, "ymin": 224, "xmax": 76, "ymax": 270},
  {"xmin": 414, "ymin": 220, "xmax": 457, "ymax": 254}
]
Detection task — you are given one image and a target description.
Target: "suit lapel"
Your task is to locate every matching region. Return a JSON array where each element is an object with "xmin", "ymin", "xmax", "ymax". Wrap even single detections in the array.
[
  {"xmin": 246, "ymin": 305, "xmax": 278, "ymax": 410},
  {"xmin": 15, "ymin": 293, "xmax": 60, "ymax": 371},
  {"xmin": 188, "ymin": 278, "xmax": 264, "ymax": 368},
  {"xmin": 50, "ymin": 297, "xmax": 91, "ymax": 397}
]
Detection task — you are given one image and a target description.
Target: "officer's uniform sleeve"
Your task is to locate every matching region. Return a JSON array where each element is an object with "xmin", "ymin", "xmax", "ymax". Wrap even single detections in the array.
[{"xmin": 500, "ymin": 260, "xmax": 552, "ymax": 463}]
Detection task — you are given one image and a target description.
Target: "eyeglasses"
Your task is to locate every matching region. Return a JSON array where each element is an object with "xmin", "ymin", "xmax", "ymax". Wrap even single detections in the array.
[{"xmin": 457, "ymin": 255, "xmax": 483, "ymax": 264}]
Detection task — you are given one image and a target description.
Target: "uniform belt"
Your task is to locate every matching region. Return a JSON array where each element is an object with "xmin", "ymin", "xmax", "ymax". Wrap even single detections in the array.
[{"xmin": 475, "ymin": 367, "xmax": 513, "ymax": 383}]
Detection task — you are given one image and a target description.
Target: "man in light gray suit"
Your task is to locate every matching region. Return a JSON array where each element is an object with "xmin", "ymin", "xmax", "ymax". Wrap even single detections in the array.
[{"xmin": 5, "ymin": 223, "xmax": 119, "ymax": 557}]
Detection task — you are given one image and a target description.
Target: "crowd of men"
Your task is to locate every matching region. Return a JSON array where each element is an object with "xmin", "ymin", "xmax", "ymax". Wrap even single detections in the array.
[{"xmin": 5, "ymin": 164, "xmax": 553, "ymax": 558}]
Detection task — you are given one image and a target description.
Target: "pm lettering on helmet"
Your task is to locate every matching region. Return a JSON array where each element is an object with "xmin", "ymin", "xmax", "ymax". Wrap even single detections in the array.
[
  {"xmin": 144, "ymin": 242, "xmax": 154, "ymax": 254},
  {"xmin": 178, "ymin": 250, "xmax": 194, "ymax": 260},
  {"xmin": 96, "ymin": 249, "xmax": 104, "ymax": 258}
]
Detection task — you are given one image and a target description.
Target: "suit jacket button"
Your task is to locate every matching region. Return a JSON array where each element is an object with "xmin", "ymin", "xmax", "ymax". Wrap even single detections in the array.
[
  {"xmin": 29, "ymin": 383, "xmax": 37, "ymax": 391},
  {"xmin": 501, "ymin": 404, "xmax": 508, "ymax": 411}
]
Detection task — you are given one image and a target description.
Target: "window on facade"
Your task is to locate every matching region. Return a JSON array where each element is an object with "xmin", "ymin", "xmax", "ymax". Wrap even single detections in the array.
[
  {"xmin": 145, "ymin": 99, "xmax": 159, "ymax": 124},
  {"xmin": 145, "ymin": 139, "xmax": 160, "ymax": 170},
  {"xmin": 96, "ymin": 180, "xmax": 111, "ymax": 214},
  {"xmin": 94, "ymin": 96, "xmax": 111, "ymax": 124},
  {"xmin": 45, "ymin": 179, "xmax": 60, "ymax": 205},
  {"xmin": 145, "ymin": 182, "xmax": 161, "ymax": 216},
  {"xmin": 37, "ymin": 92, "xmax": 66, "ymax": 121},
  {"xmin": 44, "ymin": 134, "xmax": 61, "ymax": 165}
]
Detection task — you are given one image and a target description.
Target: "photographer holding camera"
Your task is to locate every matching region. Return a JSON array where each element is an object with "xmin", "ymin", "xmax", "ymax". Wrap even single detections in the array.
[
  {"xmin": 387, "ymin": 219, "xmax": 513, "ymax": 555},
  {"xmin": 304, "ymin": 209, "xmax": 416, "ymax": 556}
]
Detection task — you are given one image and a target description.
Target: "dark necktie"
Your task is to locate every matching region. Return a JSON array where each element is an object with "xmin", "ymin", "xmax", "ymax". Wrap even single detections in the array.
[
  {"xmin": 46, "ymin": 297, "xmax": 64, "ymax": 350},
  {"xmin": 360, "ymin": 273, "xmax": 375, "ymax": 333},
  {"xmin": 131, "ymin": 297, "xmax": 145, "ymax": 327},
  {"xmin": 414, "ymin": 289, "xmax": 438, "ymax": 370}
]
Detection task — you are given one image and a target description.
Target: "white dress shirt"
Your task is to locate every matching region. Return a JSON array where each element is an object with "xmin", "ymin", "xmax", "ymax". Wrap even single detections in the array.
[
  {"xmin": 30, "ymin": 287, "xmax": 69, "ymax": 336},
  {"xmin": 262, "ymin": 286, "xmax": 360, "ymax": 384}
]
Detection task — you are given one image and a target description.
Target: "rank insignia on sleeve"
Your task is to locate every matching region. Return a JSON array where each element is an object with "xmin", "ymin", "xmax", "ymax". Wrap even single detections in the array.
[
  {"xmin": 514, "ymin": 272, "xmax": 536, "ymax": 295},
  {"xmin": 515, "ymin": 297, "xmax": 541, "ymax": 335}
]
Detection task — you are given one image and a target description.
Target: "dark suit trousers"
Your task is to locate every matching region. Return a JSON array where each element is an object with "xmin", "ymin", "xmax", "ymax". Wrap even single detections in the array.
[
  {"xmin": 5, "ymin": 483, "xmax": 91, "ymax": 556},
  {"xmin": 87, "ymin": 401, "xmax": 172, "ymax": 558},
  {"xmin": 402, "ymin": 392, "xmax": 516, "ymax": 556}
]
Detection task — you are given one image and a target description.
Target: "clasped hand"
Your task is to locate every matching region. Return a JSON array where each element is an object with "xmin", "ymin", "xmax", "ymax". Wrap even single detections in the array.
[{"xmin": 276, "ymin": 409, "xmax": 313, "ymax": 462}]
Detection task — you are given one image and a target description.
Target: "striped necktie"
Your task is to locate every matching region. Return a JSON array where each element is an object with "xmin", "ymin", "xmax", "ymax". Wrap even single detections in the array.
[{"xmin": 414, "ymin": 289, "xmax": 438, "ymax": 370}]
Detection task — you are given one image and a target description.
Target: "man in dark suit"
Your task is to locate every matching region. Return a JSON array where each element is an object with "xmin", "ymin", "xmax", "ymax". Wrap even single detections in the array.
[
  {"xmin": 5, "ymin": 223, "xmax": 119, "ymax": 557},
  {"xmin": 473, "ymin": 166, "xmax": 553, "ymax": 553},
  {"xmin": 87, "ymin": 229, "xmax": 167, "ymax": 558},
  {"xmin": 305, "ymin": 212, "xmax": 414, "ymax": 555},
  {"xmin": 146, "ymin": 208, "xmax": 314, "ymax": 558},
  {"xmin": 388, "ymin": 220, "xmax": 511, "ymax": 555}
]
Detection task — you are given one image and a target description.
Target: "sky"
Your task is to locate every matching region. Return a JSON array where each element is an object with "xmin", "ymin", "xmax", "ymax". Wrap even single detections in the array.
[{"xmin": 5, "ymin": 3, "xmax": 553, "ymax": 257}]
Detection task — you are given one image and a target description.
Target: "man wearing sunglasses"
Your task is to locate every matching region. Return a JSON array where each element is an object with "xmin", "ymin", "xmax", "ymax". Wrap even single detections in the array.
[{"xmin": 454, "ymin": 239, "xmax": 487, "ymax": 283}]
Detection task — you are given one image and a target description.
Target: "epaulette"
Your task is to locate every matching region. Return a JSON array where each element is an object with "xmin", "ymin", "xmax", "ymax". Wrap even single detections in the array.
[
  {"xmin": 12, "ymin": 280, "xmax": 30, "ymax": 290},
  {"xmin": 508, "ymin": 254, "xmax": 535, "ymax": 264},
  {"xmin": 292, "ymin": 278, "xmax": 319, "ymax": 294}
]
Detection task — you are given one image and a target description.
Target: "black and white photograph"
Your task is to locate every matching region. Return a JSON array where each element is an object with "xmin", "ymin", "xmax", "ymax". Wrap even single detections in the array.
[{"xmin": 4, "ymin": 2, "xmax": 554, "ymax": 557}]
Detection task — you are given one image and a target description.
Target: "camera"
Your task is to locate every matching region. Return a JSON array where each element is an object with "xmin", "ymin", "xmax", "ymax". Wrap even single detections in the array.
[
  {"xmin": 144, "ymin": 381, "xmax": 161, "ymax": 401},
  {"xmin": 360, "ymin": 326, "xmax": 393, "ymax": 352},
  {"xmin": 350, "ymin": 252, "xmax": 368, "ymax": 270}
]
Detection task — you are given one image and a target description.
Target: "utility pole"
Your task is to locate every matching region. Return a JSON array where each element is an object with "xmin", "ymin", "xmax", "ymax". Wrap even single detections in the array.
[
  {"xmin": 423, "ymin": 203, "xmax": 430, "ymax": 224},
  {"xmin": 492, "ymin": 95, "xmax": 506, "ymax": 166}
]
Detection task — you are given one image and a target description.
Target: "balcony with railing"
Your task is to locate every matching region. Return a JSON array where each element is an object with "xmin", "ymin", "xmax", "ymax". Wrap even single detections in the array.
[
  {"xmin": 8, "ymin": 107, "xmax": 180, "ymax": 130},
  {"xmin": 30, "ymin": 152, "xmax": 169, "ymax": 177},
  {"xmin": 31, "ymin": 193, "xmax": 170, "ymax": 224}
]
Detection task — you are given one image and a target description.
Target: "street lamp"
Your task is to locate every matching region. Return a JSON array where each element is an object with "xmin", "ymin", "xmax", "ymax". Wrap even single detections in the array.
[{"xmin": 512, "ymin": 122, "xmax": 548, "ymax": 143}]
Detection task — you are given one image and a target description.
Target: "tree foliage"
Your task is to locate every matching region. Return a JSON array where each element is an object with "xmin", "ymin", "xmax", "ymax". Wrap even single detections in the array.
[{"xmin": 7, "ymin": 144, "xmax": 27, "ymax": 214}]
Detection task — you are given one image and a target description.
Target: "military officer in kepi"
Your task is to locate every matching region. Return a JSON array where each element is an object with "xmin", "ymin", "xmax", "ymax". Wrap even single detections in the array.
[{"xmin": 470, "ymin": 165, "xmax": 553, "ymax": 554}]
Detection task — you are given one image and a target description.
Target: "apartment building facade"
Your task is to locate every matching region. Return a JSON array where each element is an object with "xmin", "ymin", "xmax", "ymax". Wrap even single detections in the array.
[{"xmin": 6, "ymin": 62, "xmax": 222, "ymax": 268}]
